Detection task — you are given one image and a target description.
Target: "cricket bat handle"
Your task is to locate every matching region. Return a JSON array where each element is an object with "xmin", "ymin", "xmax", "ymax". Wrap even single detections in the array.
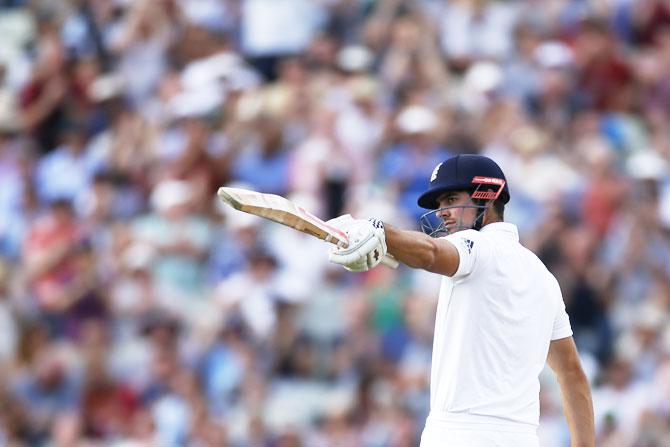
[{"xmin": 382, "ymin": 254, "xmax": 399, "ymax": 269}]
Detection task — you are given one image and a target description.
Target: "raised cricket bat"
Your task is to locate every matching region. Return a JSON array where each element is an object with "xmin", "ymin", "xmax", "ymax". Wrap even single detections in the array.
[{"xmin": 217, "ymin": 187, "xmax": 399, "ymax": 268}]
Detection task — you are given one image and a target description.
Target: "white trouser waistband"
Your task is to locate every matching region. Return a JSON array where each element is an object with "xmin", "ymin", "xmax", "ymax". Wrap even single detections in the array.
[{"xmin": 426, "ymin": 411, "xmax": 538, "ymax": 434}]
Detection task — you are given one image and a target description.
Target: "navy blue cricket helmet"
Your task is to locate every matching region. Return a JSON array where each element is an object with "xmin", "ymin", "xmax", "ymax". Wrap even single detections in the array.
[{"xmin": 417, "ymin": 154, "xmax": 510, "ymax": 209}]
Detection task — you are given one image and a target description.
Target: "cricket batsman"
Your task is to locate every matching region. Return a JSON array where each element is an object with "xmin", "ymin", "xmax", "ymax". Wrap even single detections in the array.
[{"xmin": 328, "ymin": 154, "xmax": 595, "ymax": 447}]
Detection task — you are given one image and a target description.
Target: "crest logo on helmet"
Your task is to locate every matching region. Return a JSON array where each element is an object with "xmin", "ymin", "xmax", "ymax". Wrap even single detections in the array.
[{"xmin": 430, "ymin": 162, "xmax": 443, "ymax": 183}]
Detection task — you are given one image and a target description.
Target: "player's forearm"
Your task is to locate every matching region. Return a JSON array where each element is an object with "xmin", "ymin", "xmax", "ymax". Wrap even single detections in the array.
[
  {"xmin": 557, "ymin": 368, "xmax": 595, "ymax": 447},
  {"xmin": 384, "ymin": 224, "xmax": 439, "ymax": 270}
]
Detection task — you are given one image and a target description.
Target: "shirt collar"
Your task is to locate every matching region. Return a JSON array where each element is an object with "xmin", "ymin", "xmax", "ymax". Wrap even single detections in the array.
[{"xmin": 480, "ymin": 222, "xmax": 519, "ymax": 241}]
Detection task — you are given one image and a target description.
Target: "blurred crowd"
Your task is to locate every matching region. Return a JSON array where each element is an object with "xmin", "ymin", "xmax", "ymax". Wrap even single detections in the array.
[{"xmin": 0, "ymin": 0, "xmax": 669, "ymax": 446}]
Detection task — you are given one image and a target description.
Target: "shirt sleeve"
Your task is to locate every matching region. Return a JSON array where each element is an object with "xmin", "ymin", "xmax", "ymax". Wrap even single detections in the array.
[
  {"xmin": 551, "ymin": 279, "xmax": 573, "ymax": 340},
  {"xmin": 444, "ymin": 230, "xmax": 481, "ymax": 278}
]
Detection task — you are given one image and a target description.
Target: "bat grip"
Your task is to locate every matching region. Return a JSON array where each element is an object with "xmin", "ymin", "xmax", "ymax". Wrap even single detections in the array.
[{"xmin": 381, "ymin": 254, "xmax": 399, "ymax": 269}]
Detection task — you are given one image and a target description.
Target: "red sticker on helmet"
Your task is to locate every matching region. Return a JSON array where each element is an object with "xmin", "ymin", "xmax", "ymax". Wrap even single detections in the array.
[
  {"xmin": 471, "ymin": 176, "xmax": 505, "ymax": 186},
  {"xmin": 471, "ymin": 176, "xmax": 505, "ymax": 200}
]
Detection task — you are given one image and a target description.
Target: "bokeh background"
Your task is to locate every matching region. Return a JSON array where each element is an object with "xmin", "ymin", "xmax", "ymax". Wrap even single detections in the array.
[{"xmin": 0, "ymin": 0, "xmax": 669, "ymax": 446}]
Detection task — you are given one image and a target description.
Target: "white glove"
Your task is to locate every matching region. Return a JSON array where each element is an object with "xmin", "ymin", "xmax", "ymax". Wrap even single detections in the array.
[
  {"xmin": 326, "ymin": 215, "xmax": 367, "ymax": 272},
  {"xmin": 327, "ymin": 216, "xmax": 387, "ymax": 272}
]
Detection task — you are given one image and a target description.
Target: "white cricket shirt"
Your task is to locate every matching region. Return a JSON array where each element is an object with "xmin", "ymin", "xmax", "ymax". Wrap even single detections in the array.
[{"xmin": 427, "ymin": 222, "xmax": 572, "ymax": 432}]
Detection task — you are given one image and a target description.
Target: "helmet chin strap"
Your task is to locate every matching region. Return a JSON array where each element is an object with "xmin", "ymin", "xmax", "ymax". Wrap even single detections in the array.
[
  {"xmin": 471, "ymin": 199, "xmax": 489, "ymax": 231},
  {"xmin": 449, "ymin": 203, "xmax": 488, "ymax": 233}
]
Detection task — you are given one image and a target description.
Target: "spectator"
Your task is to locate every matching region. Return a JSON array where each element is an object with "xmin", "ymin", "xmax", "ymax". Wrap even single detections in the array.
[
  {"xmin": 131, "ymin": 179, "xmax": 212, "ymax": 312},
  {"xmin": 22, "ymin": 199, "xmax": 99, "ymax": 329}
]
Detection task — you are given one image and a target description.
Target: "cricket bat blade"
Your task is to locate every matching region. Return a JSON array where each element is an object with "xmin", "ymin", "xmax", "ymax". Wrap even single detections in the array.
[{"xmin": 217, "ymin": 187, "xmax": 399, "ymax": 269}]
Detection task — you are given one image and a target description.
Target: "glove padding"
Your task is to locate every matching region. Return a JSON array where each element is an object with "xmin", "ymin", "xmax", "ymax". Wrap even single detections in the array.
[{"xmin": 327, "ymin": 216, "xmax": 387, "ymax": 272}]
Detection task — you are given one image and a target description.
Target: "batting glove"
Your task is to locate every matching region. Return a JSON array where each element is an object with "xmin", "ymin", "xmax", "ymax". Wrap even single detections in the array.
[{"xmin": 328, "ymin": 217, "xmax": 387, "ymax": 272}]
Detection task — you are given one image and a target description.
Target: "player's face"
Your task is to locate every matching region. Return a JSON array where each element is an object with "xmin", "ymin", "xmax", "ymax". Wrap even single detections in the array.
[{"xmin": 435, "ymin": 191, "xmax": 477, "ymax": 233}]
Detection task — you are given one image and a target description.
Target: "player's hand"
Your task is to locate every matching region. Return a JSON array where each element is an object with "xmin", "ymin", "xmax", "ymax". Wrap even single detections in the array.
[
  {"xmin": 327, "ymin": 217, "xmax": 387, "ymax": 272},
  {"xmin": 326, "ymin": 215, "xmax": 367, "ymax": 272}
]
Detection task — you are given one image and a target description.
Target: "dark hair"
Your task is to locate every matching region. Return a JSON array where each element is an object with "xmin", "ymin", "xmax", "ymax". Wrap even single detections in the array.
[{"xmin": 492, "ymin": 199, "xmax": 505, "ymax": 220}]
